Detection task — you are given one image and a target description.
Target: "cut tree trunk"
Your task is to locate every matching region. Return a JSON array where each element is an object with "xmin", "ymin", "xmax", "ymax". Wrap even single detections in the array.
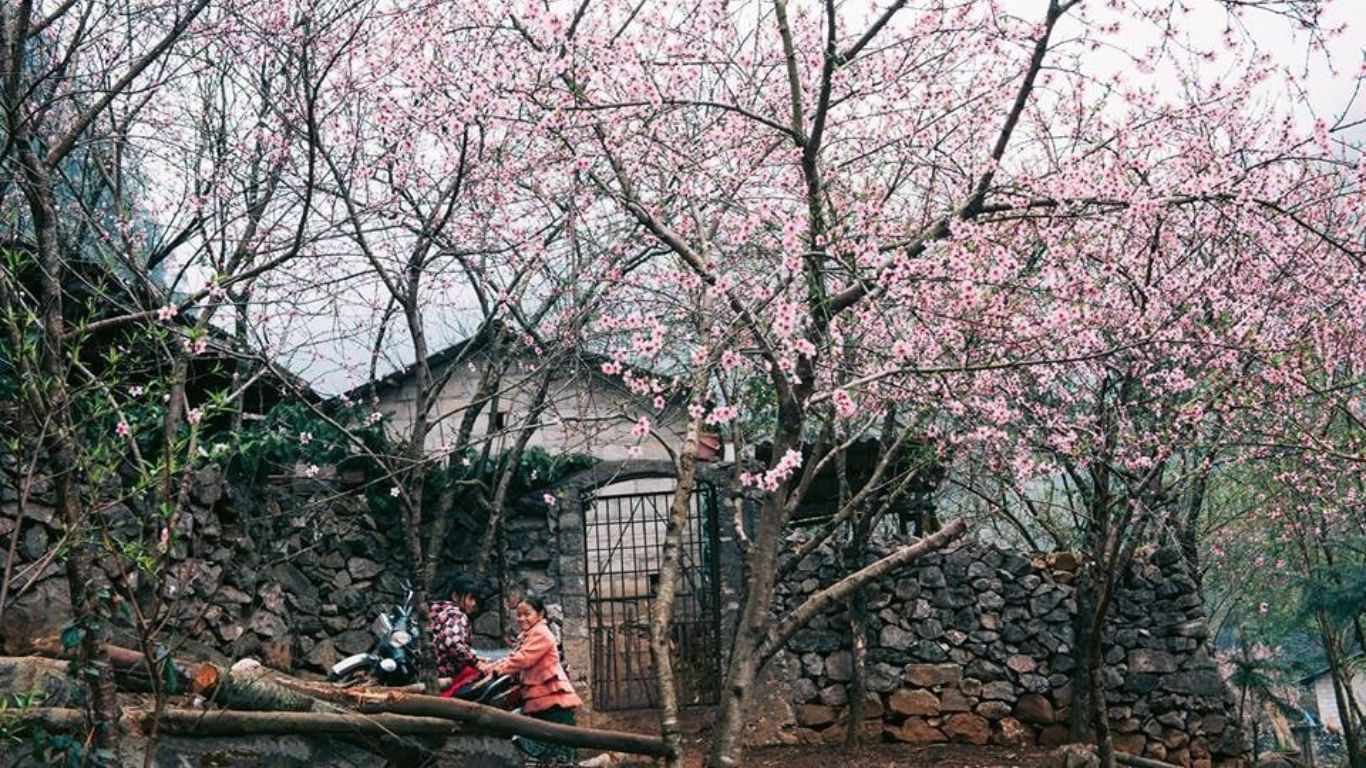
[
  {"xmin": 28, "ymin": 638, "xmax": 327, "ymax": 712},
  {"xmin": 351, "ymin": 691, "xmax": 671, "ymax": 757},
  {"xmin": 6, "ymin": 707, "xmax": 461, "ymax": 737},
  {"xmin": 23, "ymin": 640, "xmax": 673, "ymax": 758}
]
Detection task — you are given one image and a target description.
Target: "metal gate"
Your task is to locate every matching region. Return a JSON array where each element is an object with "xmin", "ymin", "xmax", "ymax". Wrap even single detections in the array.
[{"xmin": 582, "ymin": 484, "xmax": 723, "ymax": 711}]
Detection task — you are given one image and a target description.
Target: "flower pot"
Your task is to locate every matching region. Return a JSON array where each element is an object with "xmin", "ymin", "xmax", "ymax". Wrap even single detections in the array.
[{"xmin": 697, "ymin": 432, "xmax": 722, "ymax": 462}]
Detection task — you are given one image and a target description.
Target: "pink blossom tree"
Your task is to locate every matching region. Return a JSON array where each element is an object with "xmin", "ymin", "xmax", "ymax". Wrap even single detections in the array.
[{"xmin": 481, "ymin": 0, "xmax": 1363, "ymax": 763}]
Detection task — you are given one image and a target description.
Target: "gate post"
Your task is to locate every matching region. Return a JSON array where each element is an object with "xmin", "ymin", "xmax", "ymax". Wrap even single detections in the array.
[
  {"xmin": 555, "ymin": 485, "xmax": 594, "ymax": 718},
  {"xmin": 709, "ymin": 473, "xmax": 748, "ymax": 670}
]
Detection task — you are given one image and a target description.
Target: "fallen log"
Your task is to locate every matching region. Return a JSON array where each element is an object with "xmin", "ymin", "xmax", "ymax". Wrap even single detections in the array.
[
  {"xmin": 20, "ymin": 642, "xmax": 670, "ymax": 758},
  {"xmin": 2, "ymin": 707, "xmax": 460, "ymax": 737},
  {"xmin": 28, "ymin": 639, "xmax": 330, "ymax": 712},
  {"xmin": 157, "ymin": 708, "xmax": 458, "ymax": 737},
  {"xmin": 352, "ymin": 691, "xmax": 672, "ymax": 758}
]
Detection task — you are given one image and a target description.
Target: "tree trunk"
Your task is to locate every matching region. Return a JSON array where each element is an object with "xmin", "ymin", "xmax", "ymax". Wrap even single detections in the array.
[
  {"xmin": 18, "ymin": 137, "xmax": 123, "ymax": 758},
  {"xmin": 705, "ymin": 490, "xmax": 790, "ymax": 768},
  {"xmin": 843, "ymin": 519, "xmax": 870, "ymax": 750},
  {"xmin": 1069, "ymin": 575, "xmax": 1097, "ymax": 742},
  {"xmin": 354, "ymin": 691, "xmax": 671, "ymax": 757},
  {"xmin": 649, "ymin": 379, "xmax": 707, "ymax": 768},
  {"xmin": 472, "ymin": 369, "xmax": 552, "ymax": 581},
  {"xmin": 1089, "ymin": 624, "xmax": 1116, "ymax": 768},
  {"xmin": 1318, "ymin": 615, "xmax": 1365, "ymax": 768}
]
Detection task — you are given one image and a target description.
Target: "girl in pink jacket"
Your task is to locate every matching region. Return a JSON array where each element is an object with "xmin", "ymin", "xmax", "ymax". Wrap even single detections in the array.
[{"xmin": 486, "ymin": 595, "xmax": 583, "ymax": 764}]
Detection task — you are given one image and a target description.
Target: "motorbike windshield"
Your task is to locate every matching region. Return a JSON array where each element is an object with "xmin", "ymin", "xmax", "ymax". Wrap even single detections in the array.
[
  {"xmin": 372, "ymin": 613, "xmax": 393, "ymax": 636},
  {"xmin": 473, "ymin": 648, "xmax": 510, "ymax": 663}
]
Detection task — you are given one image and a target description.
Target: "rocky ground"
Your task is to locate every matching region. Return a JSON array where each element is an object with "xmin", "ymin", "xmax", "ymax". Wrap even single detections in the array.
[{"xmin": 682, "ymin": 744, "xmax": 1050, "ymax": 767}]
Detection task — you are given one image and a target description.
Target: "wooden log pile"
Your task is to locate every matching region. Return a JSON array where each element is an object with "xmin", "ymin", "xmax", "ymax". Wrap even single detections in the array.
[{"xmin": 10, "ymin": 639, "xmax": 671, "ymax": 759}]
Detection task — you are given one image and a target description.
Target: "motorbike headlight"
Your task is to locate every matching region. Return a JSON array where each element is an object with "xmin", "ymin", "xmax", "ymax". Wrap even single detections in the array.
[
  {"xmin": 390, "ymin": 629, "xmax": 412, "ymax": 647},
  {"xmin": 380, "ymin": 658, "xmax": 398, "ymax": 673}
]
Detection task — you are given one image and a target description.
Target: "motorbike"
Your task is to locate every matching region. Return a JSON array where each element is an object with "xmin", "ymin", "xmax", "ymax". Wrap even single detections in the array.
[
  {"xmin": 446, "ymin": 648, "xmax": 520, "ymax": 709},
  {"xmin": 328, "ymin": 583, "xmax": 421, "ymax": 686}
]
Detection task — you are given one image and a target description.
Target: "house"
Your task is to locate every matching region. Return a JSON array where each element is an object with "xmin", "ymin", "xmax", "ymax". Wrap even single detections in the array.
[
  {"xmin": 1300, "ymin": 656, "xmax": 1366, "ymax": 734},
  {"xmin": 348, "ymin": 325, "xmax": 689, "ymax": 465}
]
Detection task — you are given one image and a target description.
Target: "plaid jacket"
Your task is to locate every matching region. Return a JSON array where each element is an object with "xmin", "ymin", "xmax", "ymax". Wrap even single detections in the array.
[{"xmin": 428, "ymin": 601, "xmax": 476, "ymax": 677}]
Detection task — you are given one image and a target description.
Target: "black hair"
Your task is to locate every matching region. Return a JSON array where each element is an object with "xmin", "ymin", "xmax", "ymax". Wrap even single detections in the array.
[
  {"xmin": 517, "ymin": 594, "xmax": 547, "ymax": 617},
  {"xmin": 443, "ymin": 574, "xmax": 480, "ymax": 602}
]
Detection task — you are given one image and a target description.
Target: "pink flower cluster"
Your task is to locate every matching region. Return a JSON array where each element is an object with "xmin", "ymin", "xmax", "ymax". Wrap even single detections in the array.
[{"xmin": 740, "ymin": 448, "xmax": 804, "ymax": 492}]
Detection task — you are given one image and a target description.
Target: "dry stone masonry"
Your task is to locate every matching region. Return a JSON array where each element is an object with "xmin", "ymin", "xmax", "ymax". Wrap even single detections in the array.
[
  {"xmin": 0, "ymin": 469, "xmax": 561, "ymax": 673},
  {"xmin": 771, "ymin": 536, "xmax": 1243, "ymax": 767},
  {"xmin": 2, "ymin": 467, "xmax": 1244, "ymax": 768}
]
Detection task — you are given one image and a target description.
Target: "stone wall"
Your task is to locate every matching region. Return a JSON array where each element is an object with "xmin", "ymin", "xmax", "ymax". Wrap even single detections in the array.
[
  {"xmin": 769, "ymin": 537, "xmax": 1243, "ymax": 766},
  {"xmin": 3, "ymin": 465, "xmax": 1245, "ymax": 767},
  {"xmin": 0, "ymin": 468, "xmax": 561, "ymax": 676}
]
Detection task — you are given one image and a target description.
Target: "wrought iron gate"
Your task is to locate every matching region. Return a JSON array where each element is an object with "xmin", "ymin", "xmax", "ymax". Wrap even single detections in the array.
[{"xmin": 582, "ymin": 484, "xmax": 723, "ymax": 711}]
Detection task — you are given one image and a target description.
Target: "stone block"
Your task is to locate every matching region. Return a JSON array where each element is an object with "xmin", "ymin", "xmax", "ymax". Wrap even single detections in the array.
[
  {"xmin": 965, "ymin": 658, "xmax": 1007, "ymax": 682},
  {"xmin": 1123, "ymin": 674, "xmax": 1162, "ymax": 694},
  {"xmin": 346, "ymin": 557, "xmax": 384, "ymax": 580},
  {"xmin": 941, "ymin": 688, "xmax": 973, "ymax": 712},
  {"xmin": 979, "ymin": 591, "xmax": 1005, "ymax": 610},
  {"xmin": 334, "ymin": 629, "xmax": 372, "ymax": 654},
  {"xmin": 885, "ymin": 718, "xmax": 947, "ymax": 744},
  {"xmin": 996, "ymin": 716, "xmax": 1033, "ymax": 746},
  {"xmin": 801, "ymin": 653, "xmax": 824, "ymax": 677},
  {"xmin": 881, "ymin": 624, "xmax": 915, "ymax": 651},
  {"xmin": 904, "ymin": 663, "xmax": 961, "ymax": 687},
  {"xmin": 1041, "ymin": 744, "xmax": 1099, "ymax": 768},
  {"xmin": 792, "ymin": 678, "xmax": 820, "ymax": 703},
  {"xmin": 981, "ymin": 681, "xmax": 1016, "ymax": 702},
  {"xmin": 889, "ymin": 688, "xmax": 940, "ymax": 716},
  {"xmin": 796, "ymin": 704, "xmax": 839, "ymax": 728},
  {"xmin": 976, "ymin": 701, "xmax": 1012, "ymax": 720},
  {"xmin": 825, "ymin": 650, "xmax": 853, "ymax": 682},
  {"xmin": 1047, "ymin": 551, "xmax": 1081, "ymax": 572},
  {"xmin": 1162, "ymin": 671, "xmax": 1228, "ymax": 698},
  {"xmin": 303, "ymin": 638, "xmax": 339, "ymax": 669},
  {"xmin": 943, "ymin": 713, "xmax": 991, "ymax": 745},
  {"xmin": 789, "ymin": 629, "xmax": 841, "ymax": 653},
  {"xmin": 916, "ymin": 640, "xmax": 951, "ymax": 662},
  {"xmin": 1201, "ymin": 714, "xmax": 1228, "ymax": 734},
  {"xmin": 819, "ymin": 683, "xmax": 848, "ymax": 707},
  {"xmin": 1162, "ymin": 728, "xmax": 1190, "ymax": 749},
  {"xmin": 1114, "ymin": 734, "xmax": 1147, "ymax": 755},
  {"xmin": 867, "ymin": 662, "xmax": 900, "ymax": 693},
  {"xmin": 1015, "ymin": 693, "xmax": 1055, "ymax": 724},
  {"xmin": 1128, "ymin": 649, "xmax": 1179, "ymax": 674},
  {"xmin": 917, "ymin": 618, "xmax": 945, "ymax": 639}
]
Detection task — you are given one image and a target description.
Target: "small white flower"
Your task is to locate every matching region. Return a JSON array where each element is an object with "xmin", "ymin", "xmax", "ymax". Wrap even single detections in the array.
[
  {"xmin": 304, "ymin": 464, "xmax": 320, "ymax": 478},
  {"xmin": 390, "ymin": 486, "xmax": 401, "ymax": 497},
  {"xmin": 543, "ymin": 493, "xmax": 556, "ymax": 507}
]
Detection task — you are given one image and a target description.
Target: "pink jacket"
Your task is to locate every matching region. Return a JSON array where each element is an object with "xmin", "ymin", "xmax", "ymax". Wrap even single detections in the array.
[{"xmin": 490, "ymin": 620, "xmax": 583, "ymax": 713}]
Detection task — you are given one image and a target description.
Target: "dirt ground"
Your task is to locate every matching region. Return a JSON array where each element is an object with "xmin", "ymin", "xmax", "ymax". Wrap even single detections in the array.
[{"xmin": 677, "ymin": 744, "xmax": 1050, "ymax": 767}]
